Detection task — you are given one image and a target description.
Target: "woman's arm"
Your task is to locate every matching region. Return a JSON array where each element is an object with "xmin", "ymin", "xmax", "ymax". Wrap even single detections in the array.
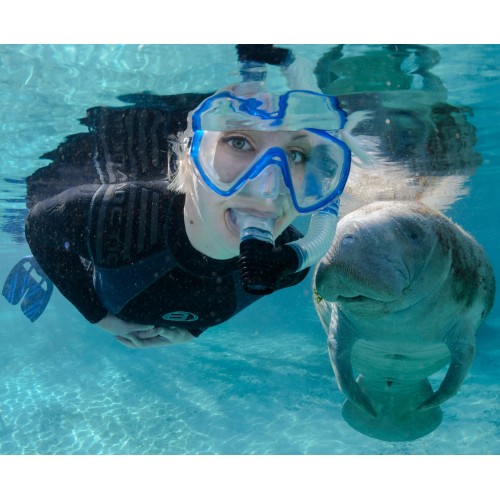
[{"xmin": 25, "ymin": 184, "xmax": 196, "ymax": 348}]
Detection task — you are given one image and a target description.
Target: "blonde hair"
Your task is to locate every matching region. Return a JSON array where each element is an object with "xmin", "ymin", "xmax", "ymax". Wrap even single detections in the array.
[{"xmin": 168, "ymin": 125, "xmax": 196, "ymax": 194}]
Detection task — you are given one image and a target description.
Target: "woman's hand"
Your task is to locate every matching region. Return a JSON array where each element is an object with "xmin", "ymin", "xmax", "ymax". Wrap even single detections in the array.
[
  {"xmin": 96, "ymin": 314, "xmax": 195, "ymax": 348},
  {"xmin": 133, "ymin": 326, "xmax": 195, "ymax": 348}
]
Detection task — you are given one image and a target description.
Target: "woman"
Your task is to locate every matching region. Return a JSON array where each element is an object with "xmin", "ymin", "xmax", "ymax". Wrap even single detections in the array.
[
  {"xmin": 6, "ymin": 44, "xmax": 360, "ymax": 348},
  {"xmin": 21, "ymin": 81, "xmax": 353, "ymax": 349}
]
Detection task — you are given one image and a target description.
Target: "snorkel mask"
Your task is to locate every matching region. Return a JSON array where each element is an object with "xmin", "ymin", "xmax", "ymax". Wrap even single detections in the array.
[
  {"xmin": 190, "ymin": 89, "xmax": 350, "ymax": 213},
  {"xmin": 189, "ymin": 75, "xmax": 351, "ymax": 294}
]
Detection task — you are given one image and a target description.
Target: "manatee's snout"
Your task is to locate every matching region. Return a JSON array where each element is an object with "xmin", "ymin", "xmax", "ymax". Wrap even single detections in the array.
[
  {"xmin": 316, "ymin": 222, "xmax": 410, "ymax": 303},
  {"xmin": 315, "ymin": 260, "xmax": 336, "ymax": 300}
]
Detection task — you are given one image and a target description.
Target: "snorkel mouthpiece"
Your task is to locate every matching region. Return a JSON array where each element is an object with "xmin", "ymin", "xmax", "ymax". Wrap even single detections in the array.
[
  {"xmin": 237, "ymin": 212, "xmax": 275, "ymax": 245},
  {"xmin": 236, "ymin": 213, "xmax": 299, "ymax": 295}
]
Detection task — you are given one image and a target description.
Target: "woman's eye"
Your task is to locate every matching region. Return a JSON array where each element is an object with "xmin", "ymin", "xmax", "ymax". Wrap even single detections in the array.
[
  {"xmin": 289, "ymin": 149, "xmax": 307, "ymax": 164},
  {"xmin": 226, "ymin": 137, "xmax": 252, "ymax": 151}
]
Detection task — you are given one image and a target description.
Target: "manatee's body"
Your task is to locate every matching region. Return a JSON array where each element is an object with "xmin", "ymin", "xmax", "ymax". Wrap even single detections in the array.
[{"xmin": 314, "ymin": 201, "xmax": 495, "ymax": 441}]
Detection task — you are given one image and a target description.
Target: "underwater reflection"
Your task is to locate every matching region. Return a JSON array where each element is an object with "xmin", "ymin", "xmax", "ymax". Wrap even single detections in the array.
[{"xmin": 315, "ymin": 44, "xmax": 482, "ymax": 214}]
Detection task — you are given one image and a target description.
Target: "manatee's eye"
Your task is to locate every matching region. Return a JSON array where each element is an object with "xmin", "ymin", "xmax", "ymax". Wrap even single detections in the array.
[
  {"xmin": 407, "ymin": 230, "xmax": 420, "ymax": 241},
  {"xmin": 395, "ymin": 219, "xmax": 425, "ymax": 243},
  {"xmin": 403, "ymin": 223, "xmax": 425, "ymax": 243}
]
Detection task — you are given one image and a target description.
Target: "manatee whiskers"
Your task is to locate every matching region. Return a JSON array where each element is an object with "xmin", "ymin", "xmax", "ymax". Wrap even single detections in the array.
[{"xmin": 317, "ymin": 257, "xmax": 407, "ymax": 303}]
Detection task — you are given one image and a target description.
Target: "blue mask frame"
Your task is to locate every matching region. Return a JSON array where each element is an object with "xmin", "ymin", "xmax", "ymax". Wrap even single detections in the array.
[
  {"xmin": 191, "ymin": 89, "xmax": 348, "ymax": 132},
  {"xmin": 189, "ymin": 90, "xmax": 351, "ymax": 213}
]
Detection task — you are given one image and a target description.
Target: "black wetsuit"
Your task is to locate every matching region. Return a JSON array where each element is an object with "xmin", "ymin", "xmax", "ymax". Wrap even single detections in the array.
[
  {"xmin": 23, "ymin": 89, "xmax": 308, "ymax": 335},
  {"xmin": 25, "ymin": 181, "xmax": 308, "ymax": 337}
]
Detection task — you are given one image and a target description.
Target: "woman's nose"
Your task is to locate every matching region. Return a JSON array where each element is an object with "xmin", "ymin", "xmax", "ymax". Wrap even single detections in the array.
[{"xmin": 243, "ymin": 165, "xmax": 284, "ymax": 199}]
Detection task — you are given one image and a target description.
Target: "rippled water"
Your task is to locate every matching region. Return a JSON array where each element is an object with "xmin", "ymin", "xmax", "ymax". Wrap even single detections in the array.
[{"xmin": 0, "ymin": 44, "xmax": 498, "ymax": 455}]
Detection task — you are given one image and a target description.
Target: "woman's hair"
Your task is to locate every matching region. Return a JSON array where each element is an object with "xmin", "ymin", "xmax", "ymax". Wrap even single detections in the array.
[{"xmin": 168, "ymin": 125, "xmax": 196, "ymax": 194}]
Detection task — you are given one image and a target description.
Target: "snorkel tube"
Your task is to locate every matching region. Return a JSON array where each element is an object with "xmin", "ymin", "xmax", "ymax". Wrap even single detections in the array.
[
  {"xmin": 237, "ymin": 213, "xmax": 289, "ymax": 294},
  {"xmin": 237, "ymin": 200, "xmax": 341, "ymax": 295},
  {"xmin": 234, "ymin": 45, "xmax": 346, "ymax": 294}
]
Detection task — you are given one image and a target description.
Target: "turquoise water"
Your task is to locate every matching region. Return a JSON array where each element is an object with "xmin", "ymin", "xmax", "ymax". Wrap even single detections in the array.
[{"xmin": 0, "ymin": 44, "xmax": 498, "ymax": 455}]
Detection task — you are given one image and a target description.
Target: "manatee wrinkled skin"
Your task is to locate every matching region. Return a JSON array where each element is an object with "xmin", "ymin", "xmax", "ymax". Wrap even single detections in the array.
[{"xmin": 314, "ymin": 201, "xmax": 495, "ymax": 442}]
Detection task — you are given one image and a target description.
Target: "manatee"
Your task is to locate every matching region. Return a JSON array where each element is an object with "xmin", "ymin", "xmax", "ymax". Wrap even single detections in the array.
[{"xmin": 314, "ymin": 201, "xmax": 495, "ymax": 442}]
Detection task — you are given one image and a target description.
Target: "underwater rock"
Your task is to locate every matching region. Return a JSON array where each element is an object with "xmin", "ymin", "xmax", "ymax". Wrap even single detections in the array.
[{"xmin": 314, "ymin": 200, "xmax": 495, "ymax": 441}]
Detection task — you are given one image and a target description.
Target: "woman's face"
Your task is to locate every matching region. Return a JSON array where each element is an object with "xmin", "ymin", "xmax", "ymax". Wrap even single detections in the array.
[
  {"xmin": 207, "ymin": 129, "xmax": 312, "ymax": 186},
  {"xmin": 184, "ymin": 130, "xmax": 308, "ymax": 259}
]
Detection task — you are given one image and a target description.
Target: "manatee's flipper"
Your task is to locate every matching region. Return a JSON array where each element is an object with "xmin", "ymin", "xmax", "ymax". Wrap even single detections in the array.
[
  {"xmin": 328, "ymin": 319, "xmax": 377, "ymax": 417},
  {"xmin": 2, "ymin": 256, "xmax": 53, "ymax": 322},
  {"xmin": 418, "ymin": 324, "xmax": 476, "ymax": 410}
]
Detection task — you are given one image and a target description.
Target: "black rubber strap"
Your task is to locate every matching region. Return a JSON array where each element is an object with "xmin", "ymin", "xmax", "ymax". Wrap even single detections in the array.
[{"xmin": 236, "ymin": 44, "xmax": 294, "ymax": 67}]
